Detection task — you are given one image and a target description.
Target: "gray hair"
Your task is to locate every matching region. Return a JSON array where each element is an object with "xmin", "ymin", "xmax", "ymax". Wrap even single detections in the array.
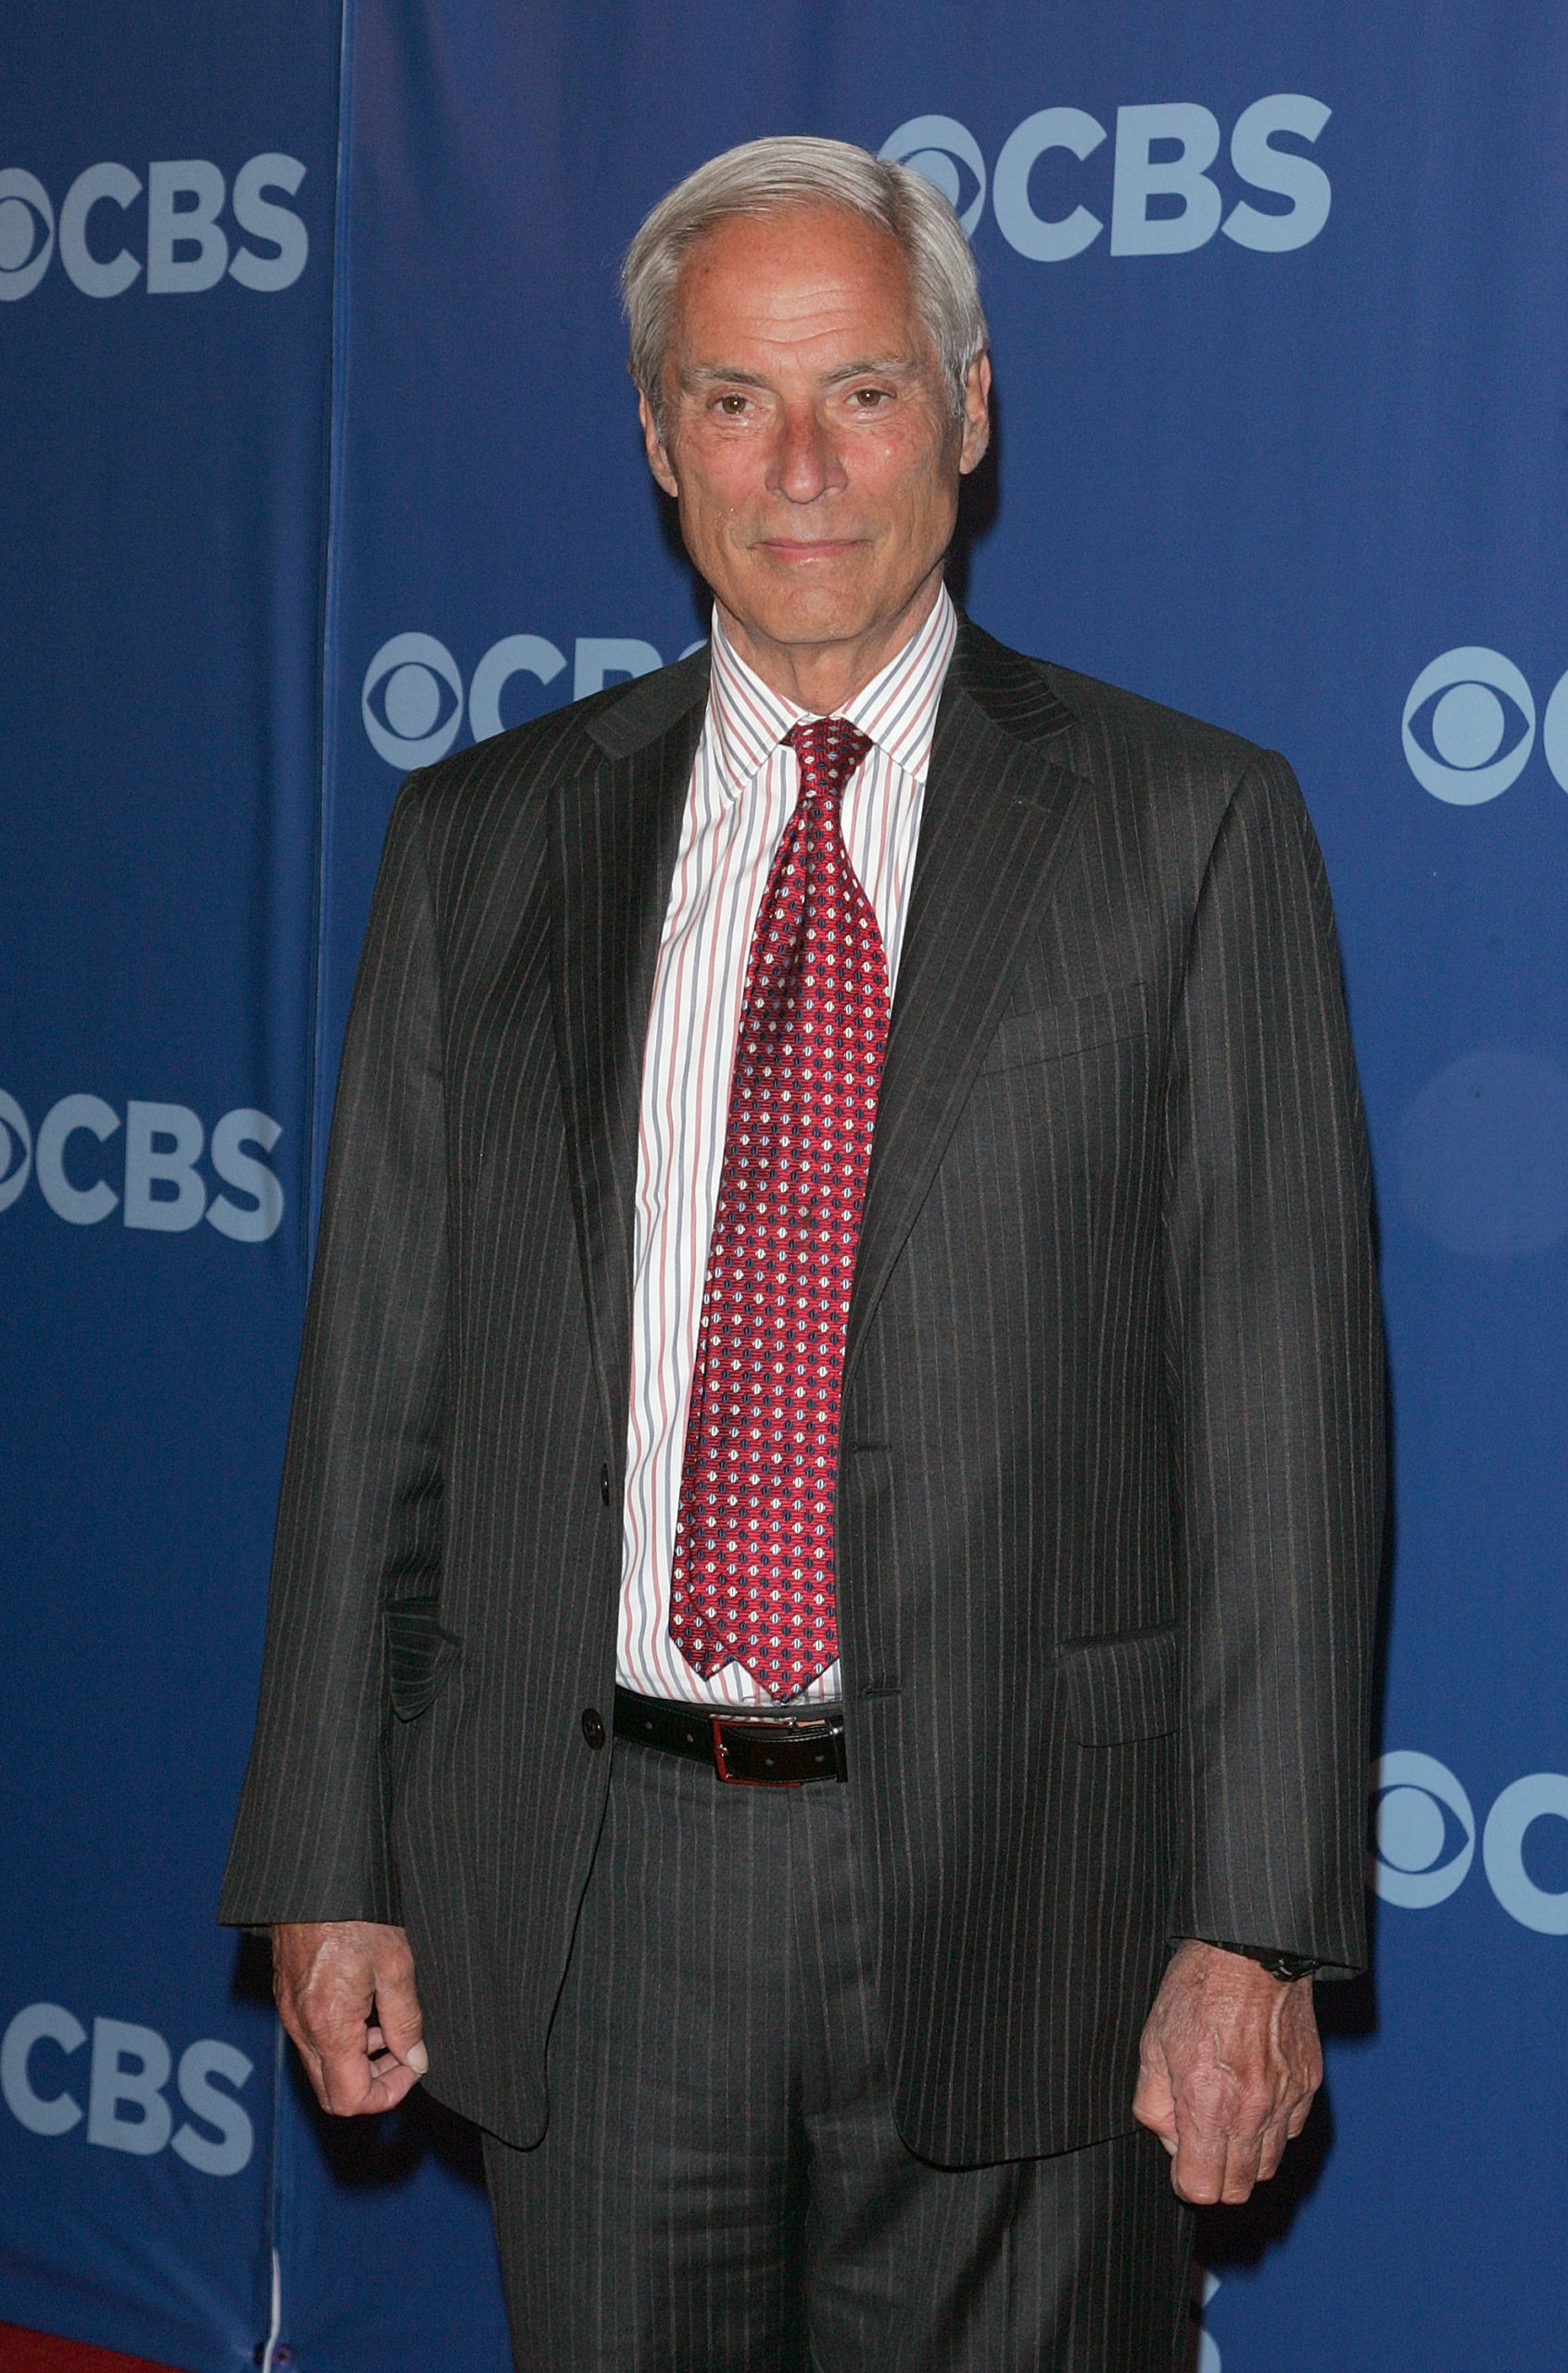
[{"xmin": 622, "ymin": 134, "xmax": 988, "ymax": 438}]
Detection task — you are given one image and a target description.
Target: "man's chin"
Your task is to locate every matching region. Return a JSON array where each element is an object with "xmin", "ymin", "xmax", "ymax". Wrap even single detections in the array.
[{"xmin": 715, "ymin": 583, "xmax": 884, "ymax": 656}]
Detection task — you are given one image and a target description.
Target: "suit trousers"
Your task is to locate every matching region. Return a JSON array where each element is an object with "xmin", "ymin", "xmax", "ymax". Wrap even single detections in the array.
[{"xmin": 481, "ymin": 1729, "xmax": 1194, "ymax": 2372}]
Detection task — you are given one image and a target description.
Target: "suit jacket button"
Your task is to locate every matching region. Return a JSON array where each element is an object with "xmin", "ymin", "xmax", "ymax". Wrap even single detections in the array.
[
  {"xmin": 600, "ymin": 1464, "xmax": 612, "ymax": 1507},
  {"xmin": 581, "ymin": 1706, "xmax": 606, "ymax": 1750}
]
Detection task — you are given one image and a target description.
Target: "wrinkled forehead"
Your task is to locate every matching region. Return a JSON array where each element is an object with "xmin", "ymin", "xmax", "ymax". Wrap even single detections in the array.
[{"xmin": 665, "ymin": 203, "xmax": 928, "ymax": 371}]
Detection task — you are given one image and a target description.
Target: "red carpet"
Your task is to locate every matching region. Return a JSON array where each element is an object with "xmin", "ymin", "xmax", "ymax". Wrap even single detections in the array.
[{"xmin": 0, "ymin": 2329, "xmax": 181, "ymax": 2373}]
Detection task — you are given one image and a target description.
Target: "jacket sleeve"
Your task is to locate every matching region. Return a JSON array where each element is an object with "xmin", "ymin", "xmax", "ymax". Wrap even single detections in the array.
[
  {"xmin": 219, "ymin": 777, "xmax": 447, "ymax": 1926},
  {"xmin": 1162, "ymin": 752, "xmax": 1385, "ymax": 1974}
]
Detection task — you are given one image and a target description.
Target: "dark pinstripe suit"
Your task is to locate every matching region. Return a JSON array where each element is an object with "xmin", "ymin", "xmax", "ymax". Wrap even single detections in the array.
[{"xmin": 221, "ymin": 615, "xmax": 1382, "ymax": 2253}]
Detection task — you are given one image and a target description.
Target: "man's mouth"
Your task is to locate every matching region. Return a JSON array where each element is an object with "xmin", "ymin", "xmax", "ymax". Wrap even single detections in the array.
[{"xmin": 753, "ymin": 539, "xmax": 865, "ymax": 565}]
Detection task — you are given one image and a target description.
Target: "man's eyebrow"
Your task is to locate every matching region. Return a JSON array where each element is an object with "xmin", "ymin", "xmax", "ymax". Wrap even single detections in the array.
[
  {"xmin": 679, "ymin": 364, "xmax": 773, "ymax": 390},
  {"xmin": 677, "ymin": 355, "xmax": 923, "ymax": 391},
  {"xmin": 820, "ymin": 356, "xmax": 921, "ymax": 384}
]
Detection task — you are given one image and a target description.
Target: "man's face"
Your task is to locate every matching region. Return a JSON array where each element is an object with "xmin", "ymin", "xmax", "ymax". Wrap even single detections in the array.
[{"xmin": 640, "ymin": 204, "xmax": 990, "ymax": 694}]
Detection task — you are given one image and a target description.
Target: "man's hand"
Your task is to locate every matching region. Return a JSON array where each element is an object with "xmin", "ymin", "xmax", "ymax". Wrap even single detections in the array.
[
  {"xmin": 272, "ymin": 1921, "xmax": 429, "ymax": 2116},
  {"xmin": 1132, "ymin": 1939, "xmax": 1321, "ymax": 2204}
]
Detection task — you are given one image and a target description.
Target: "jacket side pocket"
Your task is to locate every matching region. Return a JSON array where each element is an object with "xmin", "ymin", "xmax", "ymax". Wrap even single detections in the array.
[
  {"xmin": 384, "ymin": 1594, "xmax": 462, "ymax": 1721},
  {"xmin": 1057, "ymin": 1623, "xmax": 1178, "ymax": 1745}
]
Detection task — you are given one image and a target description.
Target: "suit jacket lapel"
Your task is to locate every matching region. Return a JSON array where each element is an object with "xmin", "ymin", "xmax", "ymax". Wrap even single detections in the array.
[
  {"xmin": 846, "ymin": 628, "xmax": 1088, "ymax": 1383},
  {"xmin": 549, "ymin": 652, "xmax": 709, "ymax": 1459},
  {"xmin": 547, "ymin": 623, "xmax": 1086, "ymax": 1433}
]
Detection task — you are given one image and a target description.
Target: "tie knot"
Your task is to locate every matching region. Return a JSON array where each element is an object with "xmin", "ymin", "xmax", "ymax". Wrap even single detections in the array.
[{"xmin": 785, "ymin": 717, "xmax": 873, "ymax": 804}]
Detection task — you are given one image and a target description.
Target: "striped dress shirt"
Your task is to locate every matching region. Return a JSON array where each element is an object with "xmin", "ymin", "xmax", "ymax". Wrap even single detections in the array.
[{"xmin": 617, "ymin": 585, "xmax": 958, "ymax": 1707}]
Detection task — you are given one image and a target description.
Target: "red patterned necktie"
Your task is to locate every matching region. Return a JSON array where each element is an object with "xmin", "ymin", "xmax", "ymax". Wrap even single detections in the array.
[{"xmin": 670, "ymin": 717, "xmax": 886, "ymax": 1700}]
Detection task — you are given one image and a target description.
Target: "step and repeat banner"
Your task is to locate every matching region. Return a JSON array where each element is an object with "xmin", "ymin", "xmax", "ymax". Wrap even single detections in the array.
[
  {"xmin": 4, "ymin": 3, "xmax": 1566, "ymax": 2368},
  {"xmin": 0, "ymin": 2, "xmax": 341, "ymax": 2367}
]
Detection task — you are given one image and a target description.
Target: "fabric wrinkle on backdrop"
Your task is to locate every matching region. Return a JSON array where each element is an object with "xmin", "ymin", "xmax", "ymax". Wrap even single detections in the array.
[{"xmin": 2, "ymin": 4, "xmax": 1566, "ymax": 2369}]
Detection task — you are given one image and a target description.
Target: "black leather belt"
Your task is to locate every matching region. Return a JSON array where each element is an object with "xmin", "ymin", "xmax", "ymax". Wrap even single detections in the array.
[{"xmin": 613, "ymin": 1683, "xmax": 847, "ymax": 1786}]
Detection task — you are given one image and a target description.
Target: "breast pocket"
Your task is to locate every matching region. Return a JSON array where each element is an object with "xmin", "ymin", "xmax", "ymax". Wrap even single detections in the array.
[{"xmin": 979, "ymin": 979, "xmax": 1157, "ymax": 1075}]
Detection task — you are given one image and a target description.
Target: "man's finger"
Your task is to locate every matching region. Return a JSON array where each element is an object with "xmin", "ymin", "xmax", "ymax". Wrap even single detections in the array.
[
  {"xmin": 1167, "ymin": 2075, "xmax": 1241, "ymax": 2204},
  {"xmin": 330, "ymin": 2054, "xmax": 422, "ymax": 2114},
  {"xmin": 313, "ymin": 1997, "xmax": 390, "ymax": 2114},
  {"xmin": 1265, "ymin": 2081, "xmax": 1316, "ymax": 2164},
  {"xmin": 1255, "ymin": 2109, "xmax": 1294, "ymax": 2185},
  {"xmin": 1170, "ymin": 2113, "xmax": 1231, "ymax": 2205},
  {"xmin": 370, "ymin": 1949, "xmax": 429, "ymax": 2078},
  {"xmin": 1131, "ymin": 2054, "xmax": 1179, "ymax": 2154},
  {"xmin": 1220, "ymin": 2119, "xmax": 1271, "ymax": 2204}
]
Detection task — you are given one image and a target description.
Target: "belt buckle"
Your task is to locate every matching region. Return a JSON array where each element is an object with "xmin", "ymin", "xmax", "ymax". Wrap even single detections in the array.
[{"xmin": 711, "ymin": 1714, "xmax": 799, "ymax": 1788}]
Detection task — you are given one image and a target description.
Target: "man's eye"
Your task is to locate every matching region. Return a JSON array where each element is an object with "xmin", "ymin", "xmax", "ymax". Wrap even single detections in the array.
[{"xmin": 715, "ymin": 393, "xmax": 751, "ymax": 416}]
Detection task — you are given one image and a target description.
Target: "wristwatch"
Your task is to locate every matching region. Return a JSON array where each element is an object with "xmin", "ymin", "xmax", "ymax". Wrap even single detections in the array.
[{"xmin": 1205, "ymin": 1939, "xmax": 1321, "ymax": 1981}]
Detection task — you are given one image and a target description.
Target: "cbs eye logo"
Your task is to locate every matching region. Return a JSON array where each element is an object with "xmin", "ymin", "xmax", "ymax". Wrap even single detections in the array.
[
  {"xmin": 1403, "ymin": 647, "xmax": 1568, "ymax": 806},
  {"xmin": 1370, "ymin": 1752, "xmax": 1474, "ymax": 1908},
  {"xmin": 361, "ymin": 633, "xmax": 468, "ymax": 767},
  {"xmin": 0, "ymin": 171, "xmax": 55, "ymax": 298},
  {"xmin": 1370, "ymin": 1751, "xmax": 1568, "ymax": 1935},
  {"xmin": 0, "ymin": 1092, "xmax": 33, "ymax": 1212},
  {"xmin": 880, "ymin": 118, "xmax": 988, "ymax": 234}
]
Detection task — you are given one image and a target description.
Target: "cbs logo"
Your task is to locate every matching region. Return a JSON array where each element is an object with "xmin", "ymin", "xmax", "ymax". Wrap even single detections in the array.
[
  {"xmin": 361, "ymin": 630, "xmax": 704, "ymax": 768},
  {"xmin": 880, "ymin": 95, "xmax": 1331, "ymax": 261},
  {"xmin": 1370, "ymin": 1751, "xmax": 1568, "ymax": 1934},
  {"xmin": 0, "ymin": 154, "xmax": 307, "ymax": 301},
  {"xmin": 1402, "ymin": 647, "xmax": 1568, "ymax": 806},
  {"xmin": 2, "ymin": 1999, "xmax": 252, "ymax": 2177},
  {"xmin": 0, "ymin": 1089, "xmax": 283, "ymax": 1240}
]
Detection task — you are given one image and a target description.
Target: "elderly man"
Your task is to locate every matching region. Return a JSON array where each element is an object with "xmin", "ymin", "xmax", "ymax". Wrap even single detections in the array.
[{"xmin": 222, "ymin": 136, "xmax": 1383, "ymax": 2370}]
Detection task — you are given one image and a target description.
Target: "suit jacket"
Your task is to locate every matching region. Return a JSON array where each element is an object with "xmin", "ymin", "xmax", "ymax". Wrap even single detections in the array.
[{"xmin": 220, "ymin": 616, "xmax": 1384, "ymax": 2167}]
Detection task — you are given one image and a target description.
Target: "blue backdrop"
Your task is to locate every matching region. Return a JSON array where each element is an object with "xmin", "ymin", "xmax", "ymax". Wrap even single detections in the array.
[{"xmin": 5, "ymin": 5, "xmax": 1567, "ymax": 2367}]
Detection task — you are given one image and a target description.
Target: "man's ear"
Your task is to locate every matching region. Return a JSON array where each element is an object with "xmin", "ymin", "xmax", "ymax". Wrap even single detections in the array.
[
  {"xmin": 957, "ymin": 352, "xmax": 992, "ymax": 477},
  {"xmin": 639, "ymin": 388, "xmax": 680, "ymax": 499}
]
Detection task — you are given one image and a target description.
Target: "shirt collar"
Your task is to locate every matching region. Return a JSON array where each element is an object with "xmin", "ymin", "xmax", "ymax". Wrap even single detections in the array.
[{"xmin": 705, "ymin": 583, "xmax": 957, "ymax": 794}]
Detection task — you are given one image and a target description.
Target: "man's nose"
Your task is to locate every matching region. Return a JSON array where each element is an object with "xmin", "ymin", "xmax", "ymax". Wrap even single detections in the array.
[{"xmin": 768, "ymin": 404, "xmax": 847, "ymax": 503}]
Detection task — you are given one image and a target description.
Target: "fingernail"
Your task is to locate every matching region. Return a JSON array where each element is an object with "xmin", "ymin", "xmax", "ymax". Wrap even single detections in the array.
[{"xmin": 407, "ymin": 2040, "xmax": 429, "ymax": 2075}]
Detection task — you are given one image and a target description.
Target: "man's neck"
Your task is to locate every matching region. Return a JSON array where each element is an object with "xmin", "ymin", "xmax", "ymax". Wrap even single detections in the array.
[{"xmin": 713, "ymin": 571, "xmax": 946, "ymax": 716}]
